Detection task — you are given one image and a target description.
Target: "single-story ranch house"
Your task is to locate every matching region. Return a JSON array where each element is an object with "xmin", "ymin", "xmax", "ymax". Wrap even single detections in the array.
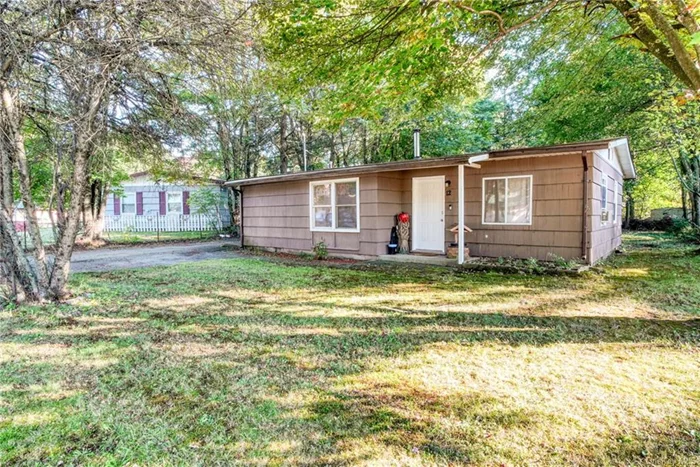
[{"xmin": 226, "ymin": 138, "xmax": 635, "ymax": 265}]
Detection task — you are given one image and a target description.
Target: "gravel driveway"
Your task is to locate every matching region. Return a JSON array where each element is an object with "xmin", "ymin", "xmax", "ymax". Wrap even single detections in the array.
[{"xmin": 70, "ymin": 240, "xmax": 241, "ymax": 273}]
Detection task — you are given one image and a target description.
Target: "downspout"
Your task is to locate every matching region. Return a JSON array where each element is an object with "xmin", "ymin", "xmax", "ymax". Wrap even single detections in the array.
[{"xmin": 581, "ymin": 153, "xmax": 589, "ymax": 264}]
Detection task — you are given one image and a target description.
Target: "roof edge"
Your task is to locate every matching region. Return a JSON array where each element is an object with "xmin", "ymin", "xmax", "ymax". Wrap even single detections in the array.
[
  {"xmin": 608, "ymin": 137, "xmax": 636, "ymax": 180},
  {"xmin": 225, "ymin": 138, "xmax": 628, "ymax": 187}
]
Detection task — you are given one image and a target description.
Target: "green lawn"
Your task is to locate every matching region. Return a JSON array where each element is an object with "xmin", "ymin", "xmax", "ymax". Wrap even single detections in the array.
[
  {"xmin": 1, "ymin": 232, "xmax": 699, "ymax": 466},
  {"xmin": 16, "ymin": 227, "xmax": 58, "ymax": 251},
  {"xmin": 103, "ymin": 230, "xmax": 220, "ymax": 244},
  {"xmin": 19, "ymin": 229, "xmax": 221, "ymax": 250}
]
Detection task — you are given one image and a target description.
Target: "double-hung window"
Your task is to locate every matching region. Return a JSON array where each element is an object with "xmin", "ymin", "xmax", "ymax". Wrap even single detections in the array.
[
  {"xmin": 167, "ymin": 192, "xmax": 183, "ymax": 214},
  {"xmin": 122, "ymin": 193, "xmax": 136, "ymax": 215},
  {"xmin": 482, "ymin": 175, "xmax": 532, "ymax": 225},
  {"xmin": 310, "ymin": 178, "xmax": 360, "ymax": 231},
  {"xmin": 601, "ymin": 176, "xmax": 608, "ymax": 224}
]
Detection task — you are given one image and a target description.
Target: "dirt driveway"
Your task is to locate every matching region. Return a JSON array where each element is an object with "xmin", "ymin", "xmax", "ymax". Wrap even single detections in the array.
[{"xmin": 70, "ymin": 240, "xmax": 241, "ymax": 273}]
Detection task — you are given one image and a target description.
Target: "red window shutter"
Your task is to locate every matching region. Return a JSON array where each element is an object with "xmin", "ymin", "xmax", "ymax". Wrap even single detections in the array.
[
  {"xmin": 136, "ymin": 192, "xmax": 144, "ymax": 215},
  {"xmin": 183, "ymin": 191, "xmax": 190, "ymax": 215},
  {"xmin": 159, "ymin": 191, "xmax": 166, "ymax": 215},
  {"xmin": 114, "ymin": 194, "xmax": 121, "ymax": 215}
]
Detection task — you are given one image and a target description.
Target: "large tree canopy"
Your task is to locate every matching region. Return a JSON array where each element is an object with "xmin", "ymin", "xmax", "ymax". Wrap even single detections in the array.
[
  {"xmin": 263, "ymin": 0, "xmax": 700, "ymax": 116},
  {"xmin": 262, "ymin": 0, "xmax": 566, "ymax": 122}
]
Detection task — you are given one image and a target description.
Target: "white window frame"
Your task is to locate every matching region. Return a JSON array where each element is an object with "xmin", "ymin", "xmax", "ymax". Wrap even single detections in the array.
[
  {"xmin": 309, "ymin": 178, "xmax": 360, "ymax": 232},
  {"xmin": 167, "ymin": 191, "xmax": 183, "ymax": 215},
  {"xmin": 481, "ymin": 175, "xmax": 533, "ymax": 226},
  {"xmin": 121, "ymin": 192, "xmax": 136, "ymax": 215},
  {"xmin": 601, "ymin": 176, "xmax": 608, "ymax": 223}
]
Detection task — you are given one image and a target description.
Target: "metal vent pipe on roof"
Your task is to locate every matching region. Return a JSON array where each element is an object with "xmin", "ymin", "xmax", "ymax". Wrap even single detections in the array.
[{"xmin": 413, "ymin": 129, "xmax": 421, "ymax": 159}]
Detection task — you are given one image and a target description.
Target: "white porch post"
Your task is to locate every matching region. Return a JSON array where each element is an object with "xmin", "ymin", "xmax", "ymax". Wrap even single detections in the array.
[{"xmin": 458, "ymin": 164, "xmax": 465, "ymax": 265}]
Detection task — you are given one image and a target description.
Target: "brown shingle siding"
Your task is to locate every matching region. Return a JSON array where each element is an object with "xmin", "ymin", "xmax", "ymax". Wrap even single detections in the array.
[
  {"xmin": 240, "ymin": 150, "xmax": 629, "ymax": 262},
  {"xmin": 587, "ymin": 150, "xmax": 623, "ymax": 263}
]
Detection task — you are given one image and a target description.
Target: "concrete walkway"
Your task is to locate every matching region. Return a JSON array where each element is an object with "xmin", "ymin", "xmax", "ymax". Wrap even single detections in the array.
[{"xmin": 70, "ymin": 240, "xmax": 241, "ymax": 273}]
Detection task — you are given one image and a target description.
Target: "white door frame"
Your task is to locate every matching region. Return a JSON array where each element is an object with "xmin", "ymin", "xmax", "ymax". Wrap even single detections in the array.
[{"xmin": 411, "ymin": 175, "xmax": 445, "ymax": 253}]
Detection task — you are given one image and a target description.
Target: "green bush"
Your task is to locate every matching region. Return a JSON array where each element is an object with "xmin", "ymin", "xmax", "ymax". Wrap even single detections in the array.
[
  {"xmin": 298, "ymin": 251, "xmax": 314, "ymax": 260},
  {"xmin": 666, "ymin": 218, "xmax": 691, "ymax": 235},
  {"xmin": 121, "ymin": 225, "xmax": 138, "ymax": 243},
  {"xmin": 522, "ymin": 257, "xmax": 544, "ymax": 274},
  {"xmin": 628, "ymin": 216, "xmax": 676, "ymax": 231},
  {"xmin": 313, "ymin": 241, "xmax": 328, "ymax": 260},
  {"xmin": 546, "ymin": 253, "xmax": 579, "ymax": 269},
  {"xmin": 678, "ymin": 226, "xmax": 700, "ymax": 245},
  {"xmin": 660, "ymin": 218, "xmax": 700, "ymax": 244},
  {"xmin": 187, "ymin": 189, "xmax": 223, "ymax": 231}
]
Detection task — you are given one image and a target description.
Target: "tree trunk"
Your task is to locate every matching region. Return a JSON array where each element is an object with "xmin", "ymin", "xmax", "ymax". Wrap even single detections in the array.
[
  {"xmin": 306, "ymin": 123, "xmax": 313, "ymax": 169},
  {"xmin": 641, "ymin": 2, "xmax": 700, "ymax": 91},
  {"xmin": 624, "ymin": 183, "xmax": 635, "ymax": 228},
  {"xmin": 611, "ymin": 0, "xmax": 700, "ymax": 90},
  {"xmin": 0, "ymin": 135, "xmax": 12, "ymax": 213},
  {"xmin": 0, "ymin": 83, "xmax": 47, "ymax": 301},
  {"xmin": 678, "ymin": 150, "xmax": 700, "ymax": 226},
  {"xmin": 217, "ymin": 118, "xmax": 236, "ymax": 231},
  {"xmin": 362, "ymin": 122, "xmax": 368, "ymax": 164},
  {"xmin": 671, "ymin": 0, "xmax": 700, "ymax": 60},
  {"xmin": 11, "ymin": 120, "xmax": 50, "ymax": 295},
  {"xmin": 338, "ymin": 130, "xmax": 349, "ymax": 167},
  {"xmin": 691, "ymin": 154, "xmax": 700, "ymax": 226},
  {"xmin": 48, "ymin": 145, "xmax": 91, "ymax": 299},
  {"xmin": 279, "ymin": 111, "xmax": 288, "ymax": 174},
  {"xmin": 48, "ymin": 78, "xmax": 108, "ymax": 299},
  {"xmin": 330, "ymin": 133, "xmax": 337, "ymax": 168},
  {"xmin": 293, "ymin": 117, "xmax": 306, "ymax": 171},
  {"xmin": 0, "ymin": 208, "xmax": 39, "ymax": 301},
  {"xmin": 82, "ymin": 179, "xmax": 108, "ymax": 242},
  {"xmin": 0, "ymin": 144, "xmax": 40, "ymax": 302}
]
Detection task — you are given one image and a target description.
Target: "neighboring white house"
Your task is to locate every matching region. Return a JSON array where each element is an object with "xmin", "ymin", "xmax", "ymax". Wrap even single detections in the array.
[{"xmin": 105, "ymin": 172, "xmax": 232, "ymax": 232}]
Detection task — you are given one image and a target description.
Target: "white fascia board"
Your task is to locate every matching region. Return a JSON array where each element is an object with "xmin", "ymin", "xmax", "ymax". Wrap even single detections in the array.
[
  {"xmin": 468, "ymin": 153, "xmax": 490, "ymax": 164},
  {"xmin": 608, "ymin": 138, "xmax": 636, "ymax": 179}
]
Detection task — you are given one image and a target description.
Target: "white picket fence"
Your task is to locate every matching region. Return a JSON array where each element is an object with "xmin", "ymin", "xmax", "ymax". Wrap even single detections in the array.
[{"xmin": 105, "ymin": 214, "xmax": 226, "ymax": 232}]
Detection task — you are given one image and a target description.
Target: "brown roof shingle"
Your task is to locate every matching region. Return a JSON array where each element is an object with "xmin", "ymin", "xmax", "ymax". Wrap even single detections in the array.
[{"xmin": 225, "ymin": 138, "xmax": 633, "ymax": 187}]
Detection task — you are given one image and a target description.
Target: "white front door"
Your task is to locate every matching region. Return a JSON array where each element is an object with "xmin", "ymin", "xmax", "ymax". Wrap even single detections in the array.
[{"xmin": 412, "ymin": 176, "xmax": 445, "ymax": 252}]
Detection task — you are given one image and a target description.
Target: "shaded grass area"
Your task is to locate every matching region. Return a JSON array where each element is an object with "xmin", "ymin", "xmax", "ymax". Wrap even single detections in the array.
[
  {"xmin": 1, "ymin": 232, "xmax": 699, "ymax": 465},
  {"xmin": 103, "ymin": 230, "xmax": 220, "ymax": 244},
  {"xmin": 22, "ymin": 229, "xmax": 222, "ymax": 251},
  {"xmin": 16, "ymin": 227, "xmax": 57, "ymax": 251}
]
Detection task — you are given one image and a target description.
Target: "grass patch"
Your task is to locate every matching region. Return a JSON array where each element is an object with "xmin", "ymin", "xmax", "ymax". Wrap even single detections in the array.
[
  {"xmin": 103, "ymin": 230, "xmax": 220, "ymax": 245},
  {"xmin": 1, "ymin": 232, "xmax": 699, "ymax": 465}
]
